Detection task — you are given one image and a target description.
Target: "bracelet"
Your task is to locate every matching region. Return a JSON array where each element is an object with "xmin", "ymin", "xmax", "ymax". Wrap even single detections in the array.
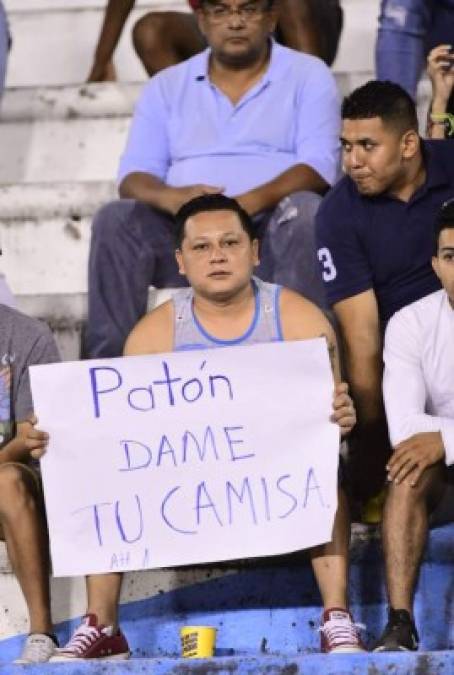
[{"xmin": 429, "ymin": 112, "xmax": 454, "ymax": 138}]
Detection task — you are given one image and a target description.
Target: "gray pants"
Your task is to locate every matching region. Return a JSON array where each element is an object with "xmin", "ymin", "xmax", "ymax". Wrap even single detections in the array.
[
  {"xmin": 86, "ymin": 191, "xmax": 325, "ymax": 358},
  {"xmin": 0, "ymin": 1, "xmax": 9, "ymax": 97}
]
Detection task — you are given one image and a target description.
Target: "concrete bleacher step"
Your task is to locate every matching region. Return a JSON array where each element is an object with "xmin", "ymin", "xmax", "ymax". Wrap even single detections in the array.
[
  {"xmin": 1, "ymin": 523, "xmax": 453, "ymax": 667},
  {"xmin": 3, "ymin": 0, "xmax": 380, "ymax": 88},
  {"xmin": 0, "ymin": 181, "xmax": 115, "ymax": 296},
  {"xmin": 0, "ymin": 83, "xmax": 141, "ymax": 183},
  {"xmin": 3, "ymin": 652, "xmax": 454, "ymax": 674},
  {"xmin": 4, "ymin": 0, "xmax": 185, "ymax": 88},
  {"xmin": 15, "ymin": 288, "xmax": 176, "ymax": 361}
]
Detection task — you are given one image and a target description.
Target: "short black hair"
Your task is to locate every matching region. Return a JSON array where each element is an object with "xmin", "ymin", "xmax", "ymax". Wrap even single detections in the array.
[
  {"xmin": 433, "ymin": 198, "xmax": 454, "ymax": 254},
  {"xmin": 342, "ymin": 80, "xmax": 418, "ymax": 134},
  {"xmin": 199, "ymin": 0, "xmax": 276, "ymax": 8},
  {"xmin": 174, "ymin": 194, "xmax": 256, "ymax": 248}
]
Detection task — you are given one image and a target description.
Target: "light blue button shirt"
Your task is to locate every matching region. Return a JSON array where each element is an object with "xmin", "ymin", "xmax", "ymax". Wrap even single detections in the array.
[{"xmin": 118, "ymin": 41, "xmax": 341, "ymax": 195}]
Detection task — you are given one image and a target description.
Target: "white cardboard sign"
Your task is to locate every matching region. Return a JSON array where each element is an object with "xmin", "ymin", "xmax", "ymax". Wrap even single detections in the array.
[{"xmin": 30, "ymin": 339, "xmax": 339, "ymax": 577}]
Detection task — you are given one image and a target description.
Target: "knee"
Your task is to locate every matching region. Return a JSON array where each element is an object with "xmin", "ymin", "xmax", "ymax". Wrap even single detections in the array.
[
  {"xmin": 272, "ymin": 191, "xmax": 322, "ymax": 242},
  {"xmin": 132, "ymin": 13, "xmax": 167, "ymax": 56},
  {"xmin": 286, "ymin": 191, "xmax": 323, "ymax": 218},
  {"xmin": 91, "ymin": 199, "xmax": 135, "ymax": 241},
  {"xmin": 0, "ymin": 465, "xmax": 34, "ymax": 515},
  {"xmin": 387, "ymin": 479, "xmax": 427, "ymax": 507}
]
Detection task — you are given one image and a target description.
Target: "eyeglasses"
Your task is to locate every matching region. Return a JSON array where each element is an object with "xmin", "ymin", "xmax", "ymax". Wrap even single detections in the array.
[{"xmin": 203, "ymin": 2, "xmax": 268, "ymax": 23}]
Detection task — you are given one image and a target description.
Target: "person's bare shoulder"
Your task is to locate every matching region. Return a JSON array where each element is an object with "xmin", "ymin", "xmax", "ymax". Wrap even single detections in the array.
[
  {"xmin": 279, "ymin": 288, "xmax": 334, "ymax": 341},
  {"xmin": 124, "ymin": 300, "xmax": 174, "ymax": 356},
  {"xmin": 280, "ymin": 288, "xmax": 339, "ymax": 379}
]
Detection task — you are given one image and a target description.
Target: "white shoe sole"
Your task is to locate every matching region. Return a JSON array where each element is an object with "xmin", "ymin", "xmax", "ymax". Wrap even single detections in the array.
[
  {"xmin": 373, "ymin": 645, "xmax": 413, "ymax": 653},
  {"xmin": 328, "ymin": 646, "xmax": 367, "ymax": 653},
  {"xmin": 50, "ymin": 652, "xmax": 130, "ymax": 662},
  {"xmin": 13, "ymin": 658, "xmax": 54, "ymax": 664}
]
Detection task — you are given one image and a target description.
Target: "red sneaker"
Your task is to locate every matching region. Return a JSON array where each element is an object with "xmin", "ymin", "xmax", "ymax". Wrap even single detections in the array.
[
  {"xmin": 50, "ymin": 614, "xmax": 130, "ymax": 661},
  {"xmin": 319, "ymin": 607, "xmax": 366, "ymax": 653}
]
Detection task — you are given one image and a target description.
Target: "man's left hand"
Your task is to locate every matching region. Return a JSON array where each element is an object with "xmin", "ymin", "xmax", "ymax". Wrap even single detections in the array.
[
  {"xmin": 331, "ymin": 382, "xmax": 356, "ymax": 437},
  {"xmin": 387, "ymin": 432, "xmax": 445, "ymax": 487},
  {"xmin": 19, "ymin": 415, "xmax": 50, "ymax": 460}
]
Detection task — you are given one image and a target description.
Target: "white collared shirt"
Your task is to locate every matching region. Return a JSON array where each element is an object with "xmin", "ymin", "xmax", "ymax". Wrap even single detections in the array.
[{"xmin": 383, "ymin": 289, "xmax": 454, "ymax": 465}]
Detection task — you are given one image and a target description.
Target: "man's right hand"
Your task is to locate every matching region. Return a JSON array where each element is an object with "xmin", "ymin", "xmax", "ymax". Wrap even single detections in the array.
[
  {"xmin": 160, "ymin": 184, "xmax": 224, "ymax": 216},
  {"xmin": 387, "ymin": 432, "xmax": 445, "ymax": 487}
]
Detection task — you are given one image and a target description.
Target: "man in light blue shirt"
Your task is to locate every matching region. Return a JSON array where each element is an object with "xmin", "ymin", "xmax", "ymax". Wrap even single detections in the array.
[{"xmin": 86, "ymin": 0, "xmax": 340, "ymax": 358}]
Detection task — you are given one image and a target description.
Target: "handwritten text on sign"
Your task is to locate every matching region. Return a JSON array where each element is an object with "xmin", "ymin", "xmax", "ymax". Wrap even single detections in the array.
[{"xmin": 30, "ymin": 339, "xmax": 339, "ymax": 577}]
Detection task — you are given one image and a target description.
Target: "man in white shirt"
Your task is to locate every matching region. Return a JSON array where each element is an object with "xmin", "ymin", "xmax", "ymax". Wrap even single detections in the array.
[{"xmin": 377, "ymin": 198, "xmax": 454, "ymax": 652}]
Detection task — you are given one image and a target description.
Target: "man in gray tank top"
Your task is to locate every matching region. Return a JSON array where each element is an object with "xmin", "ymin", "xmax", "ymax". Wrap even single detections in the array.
[{"xmin": 54, "ymin": 195, "xmax": 364, "ymax": 661}]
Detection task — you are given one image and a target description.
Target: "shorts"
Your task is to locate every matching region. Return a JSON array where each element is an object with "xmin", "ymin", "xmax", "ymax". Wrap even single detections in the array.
[{"xmin": 0, "ymin": 462, "xmax": 42, "ymax": 541}]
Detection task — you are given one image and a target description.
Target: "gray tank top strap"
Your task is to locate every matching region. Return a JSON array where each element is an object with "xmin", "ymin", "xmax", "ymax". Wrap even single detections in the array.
[{"xmin": 172, "ymin": 277, "xmax": 284, "ymax": 351}]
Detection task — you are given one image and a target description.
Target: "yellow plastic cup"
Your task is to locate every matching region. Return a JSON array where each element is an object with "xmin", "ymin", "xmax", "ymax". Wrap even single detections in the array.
[
  {"xmin": 361, "ymin": 489, "xmax": 386, "ymax": 524},
  {"xmin": 180, "ymin": 625, "xmax": 217, "ymax": 658}
]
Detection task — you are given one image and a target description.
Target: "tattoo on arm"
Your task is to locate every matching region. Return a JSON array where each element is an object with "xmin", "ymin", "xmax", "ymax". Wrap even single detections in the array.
[{"xmin": 320, "ymin": 333, "xmax": 337, "ymax": 375}]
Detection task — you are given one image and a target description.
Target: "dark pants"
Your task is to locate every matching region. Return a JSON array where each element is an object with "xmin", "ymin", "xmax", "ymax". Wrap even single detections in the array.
[{"xmin": 86, "ymin": 191, "xmax": 325, "ymax": 358}]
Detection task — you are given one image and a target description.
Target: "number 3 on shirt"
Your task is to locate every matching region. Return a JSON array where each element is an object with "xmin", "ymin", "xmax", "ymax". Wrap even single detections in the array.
[{"xmin": 317, "ymin": 247, "xmax": 337, "ymax": 282}]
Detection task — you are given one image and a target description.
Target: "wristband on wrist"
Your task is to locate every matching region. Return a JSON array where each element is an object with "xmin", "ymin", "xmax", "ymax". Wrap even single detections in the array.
[{"xmin": 429, "ymin": 112, "xmax": 454, "ymax": 138}]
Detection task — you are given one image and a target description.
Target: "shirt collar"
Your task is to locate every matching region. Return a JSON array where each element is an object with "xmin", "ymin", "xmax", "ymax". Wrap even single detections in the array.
[{"xmin": 191, "ymin": 38, "xmax": 285, "ymax": 84}]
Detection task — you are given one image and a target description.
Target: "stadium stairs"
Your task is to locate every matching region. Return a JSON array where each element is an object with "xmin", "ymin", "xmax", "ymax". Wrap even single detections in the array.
[{"xmin": 0, "ymin": 2, "xmax": 449, "ymax": 673}]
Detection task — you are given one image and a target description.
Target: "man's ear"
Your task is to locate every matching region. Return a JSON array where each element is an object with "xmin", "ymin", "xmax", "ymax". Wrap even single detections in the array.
[
  {"xmin": 252, "ymin": 238, "xmax": 260, "ymax": 266},
  {"xmin": 175, "ymin": 249, "xmax": 185, "ymax": 276},
  {"xmin": 431, "ymin": 254, "xmax": 440, "ymax": 280},
  {"xmin": 401, "ymin": 129, "xmax": 420, "ymax": 160}
]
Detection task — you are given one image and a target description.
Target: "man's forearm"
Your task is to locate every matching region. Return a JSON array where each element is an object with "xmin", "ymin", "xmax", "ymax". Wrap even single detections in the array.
[
  {"xmin": 119, "ymin": 172, "xmax": 224, "ymax": 215},
  {"xmin": 119, "ymin": 172, "xmax": 169, "ymax": 210},
  {"xmin": 235, "ymin": 163, "xmax": 328, "ymax": 216},
  {"xmin": 0, "ymin": 437, "xmax": 30, "ymax": 465},
  {"xmin": 344, "ymin": 342, "xmax": 384, "ymax": 424}
]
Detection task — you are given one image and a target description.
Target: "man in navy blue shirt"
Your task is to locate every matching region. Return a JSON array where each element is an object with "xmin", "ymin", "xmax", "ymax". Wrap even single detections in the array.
[{"xmin": 316, "ymin": 80, "xmax": 454, "ymax": 499}]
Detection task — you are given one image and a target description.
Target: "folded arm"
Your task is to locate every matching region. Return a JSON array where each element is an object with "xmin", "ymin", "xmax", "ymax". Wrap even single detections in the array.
[{"xmin": 383, "ymin": 311, "xmax": 454, "ymax": 485}]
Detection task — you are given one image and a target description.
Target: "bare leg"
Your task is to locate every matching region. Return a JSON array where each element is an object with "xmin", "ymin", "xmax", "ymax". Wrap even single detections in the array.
[
  {"xmin": 310, "ymin": 487, "xmax": 350, "ymax": 608},
  {"xmin": 276, "ymin": 0, "xmax": 320, "ymax": 57},
  {"xmin": 86, "ymin": 573, "xmax": 123, "ymax": 628},
  {"xmin": 0, "ymin": 464, "xmax": 52, "ymax": 634},
  {"xmin": 132, "ymin": 12, "xmax": 206, "ymax": 77},
  {"xmin": 276, "ymin": 0, "xmax": 343, "ymax": 66},
  {"xmin": 382, "ymin": 463, "xmax": 446, "ymax": 614}
]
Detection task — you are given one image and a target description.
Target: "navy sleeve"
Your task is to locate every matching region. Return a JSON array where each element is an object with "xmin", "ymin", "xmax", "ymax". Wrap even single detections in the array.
[{"xmin": 315, "ymin": 184, "xmax": 373, "ymax": 306}]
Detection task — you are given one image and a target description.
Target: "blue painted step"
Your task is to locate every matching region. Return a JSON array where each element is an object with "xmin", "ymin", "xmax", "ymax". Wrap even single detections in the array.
[
  {"xmin": 1, "ymin": 523, "xmax": 453, "ymax": 664},
  {"xmin": 3, "ymin": 651, "xmax": 454, "ymax": 674}
]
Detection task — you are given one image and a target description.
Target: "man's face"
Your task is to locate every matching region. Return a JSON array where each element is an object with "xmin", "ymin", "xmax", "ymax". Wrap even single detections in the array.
[
  {"xmin": 432, "ymin": 227, "xmax": 454, "ymax": 305},
  {"xmin": 341, "ymin": 117, "xmax": 417, "ymax": 197},
  {"xmin": 176, "ymin": 210, "xmax": 259, "ymax": 300},
  {"xmin": 197, "ymin": 0, "xmax": 277, "ymax": 67}
]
